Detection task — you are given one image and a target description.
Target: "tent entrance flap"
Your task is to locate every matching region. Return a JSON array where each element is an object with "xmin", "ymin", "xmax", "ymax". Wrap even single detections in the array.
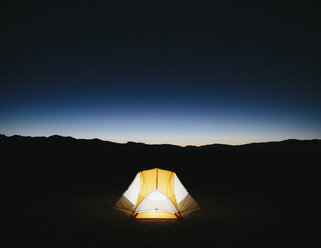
[{"xmin": 135, "ymin": 189, "xmax": 178, "ymax": 214}]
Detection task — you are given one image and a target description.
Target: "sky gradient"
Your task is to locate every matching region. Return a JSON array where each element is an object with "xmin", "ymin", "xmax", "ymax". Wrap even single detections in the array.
[{"xmin": 1, "ymin": 2, "xmax": 321, "ymax": 145}]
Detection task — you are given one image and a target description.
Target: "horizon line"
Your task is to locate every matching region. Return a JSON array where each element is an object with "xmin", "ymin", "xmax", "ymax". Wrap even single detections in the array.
[{"xmin": 1, "ymin": 133, "xmax": 320, "ymax": 148}]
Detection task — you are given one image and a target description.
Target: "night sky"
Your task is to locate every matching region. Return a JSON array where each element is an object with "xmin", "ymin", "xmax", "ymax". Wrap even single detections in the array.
[{"xmin": 1, "ymin": 2, "xmax": 321, "ymax": 145}]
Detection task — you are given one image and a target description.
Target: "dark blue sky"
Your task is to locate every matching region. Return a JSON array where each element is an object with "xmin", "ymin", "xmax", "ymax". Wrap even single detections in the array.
[{"xmin": 1, "ymin": 2, "xmax": 321, "ymax": 145}]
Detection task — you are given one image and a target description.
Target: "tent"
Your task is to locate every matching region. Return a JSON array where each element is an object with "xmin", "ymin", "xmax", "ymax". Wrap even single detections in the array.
[{"xmin": 114, "ymin": 168, "xmax": 200, "ymax": 219}]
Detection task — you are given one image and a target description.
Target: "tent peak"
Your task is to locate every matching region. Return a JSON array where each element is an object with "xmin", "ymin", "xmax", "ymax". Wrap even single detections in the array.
[{"xmin": 140, "ymin": 168, "xmax": 173, "ymax": 173}]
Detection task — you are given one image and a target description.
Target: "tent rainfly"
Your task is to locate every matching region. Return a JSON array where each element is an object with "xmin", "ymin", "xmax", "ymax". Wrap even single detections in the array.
[{"xmin": 114, "ymin": 168, "xmax": 200, "ymax": 219}]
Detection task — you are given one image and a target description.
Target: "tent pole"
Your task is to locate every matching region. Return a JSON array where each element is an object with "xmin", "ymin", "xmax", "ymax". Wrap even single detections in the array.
[{"xmin": 156, "ymin": 168, "xmax": 158, "ymax": 189}]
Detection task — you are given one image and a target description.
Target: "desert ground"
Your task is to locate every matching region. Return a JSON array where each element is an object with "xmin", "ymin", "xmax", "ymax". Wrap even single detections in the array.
[{"xmin": 2, "ymin": 135, "xmax": 320, "ymax": 247}]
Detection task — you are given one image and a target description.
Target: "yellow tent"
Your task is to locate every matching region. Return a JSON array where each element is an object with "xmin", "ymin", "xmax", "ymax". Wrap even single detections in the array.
[{"xmin": 114, "ymin": 168, "xmax": 200, "ymax": 219}]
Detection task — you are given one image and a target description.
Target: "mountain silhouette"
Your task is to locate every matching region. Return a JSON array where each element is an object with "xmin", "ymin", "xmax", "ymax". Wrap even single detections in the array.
[{"xmin": 1, "ymin": 134, "xmax": 320, "ymax": 152}]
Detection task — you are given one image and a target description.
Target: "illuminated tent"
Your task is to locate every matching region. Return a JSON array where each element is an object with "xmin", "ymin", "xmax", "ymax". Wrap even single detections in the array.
[{"xmin": 114, "ymin": 168, "xmax": 200, "ymax": 219}]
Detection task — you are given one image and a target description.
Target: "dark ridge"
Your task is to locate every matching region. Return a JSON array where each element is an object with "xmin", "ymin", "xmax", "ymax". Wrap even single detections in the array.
[
  {"xmin": 197, "ymin": 143, "xmax": 234, "ymax": 151},
  {"xmin": 1, "ymin": 134, "xmax": 320, "ymax": 152},
  {"xmin": 232, "ymin": 139, "xmax": 321, "ymax": 152}
]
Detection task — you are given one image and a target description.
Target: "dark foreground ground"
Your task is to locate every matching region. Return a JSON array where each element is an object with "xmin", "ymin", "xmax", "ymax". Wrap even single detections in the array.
[{"xmin": 1, "ymin": 135, "xmax": 321, "ymax": 247}]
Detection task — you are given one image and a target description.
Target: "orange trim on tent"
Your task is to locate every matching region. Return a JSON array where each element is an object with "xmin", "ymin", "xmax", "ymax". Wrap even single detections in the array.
[{"xmin": 133, "ymin": 212, "xmax": 179, "ymax": 219}]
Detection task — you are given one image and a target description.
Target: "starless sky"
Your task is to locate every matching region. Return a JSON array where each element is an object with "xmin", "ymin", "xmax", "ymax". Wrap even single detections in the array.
[{"xmin": 1, "ymin": 2, "xmax": 321, "ymax": 146}]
